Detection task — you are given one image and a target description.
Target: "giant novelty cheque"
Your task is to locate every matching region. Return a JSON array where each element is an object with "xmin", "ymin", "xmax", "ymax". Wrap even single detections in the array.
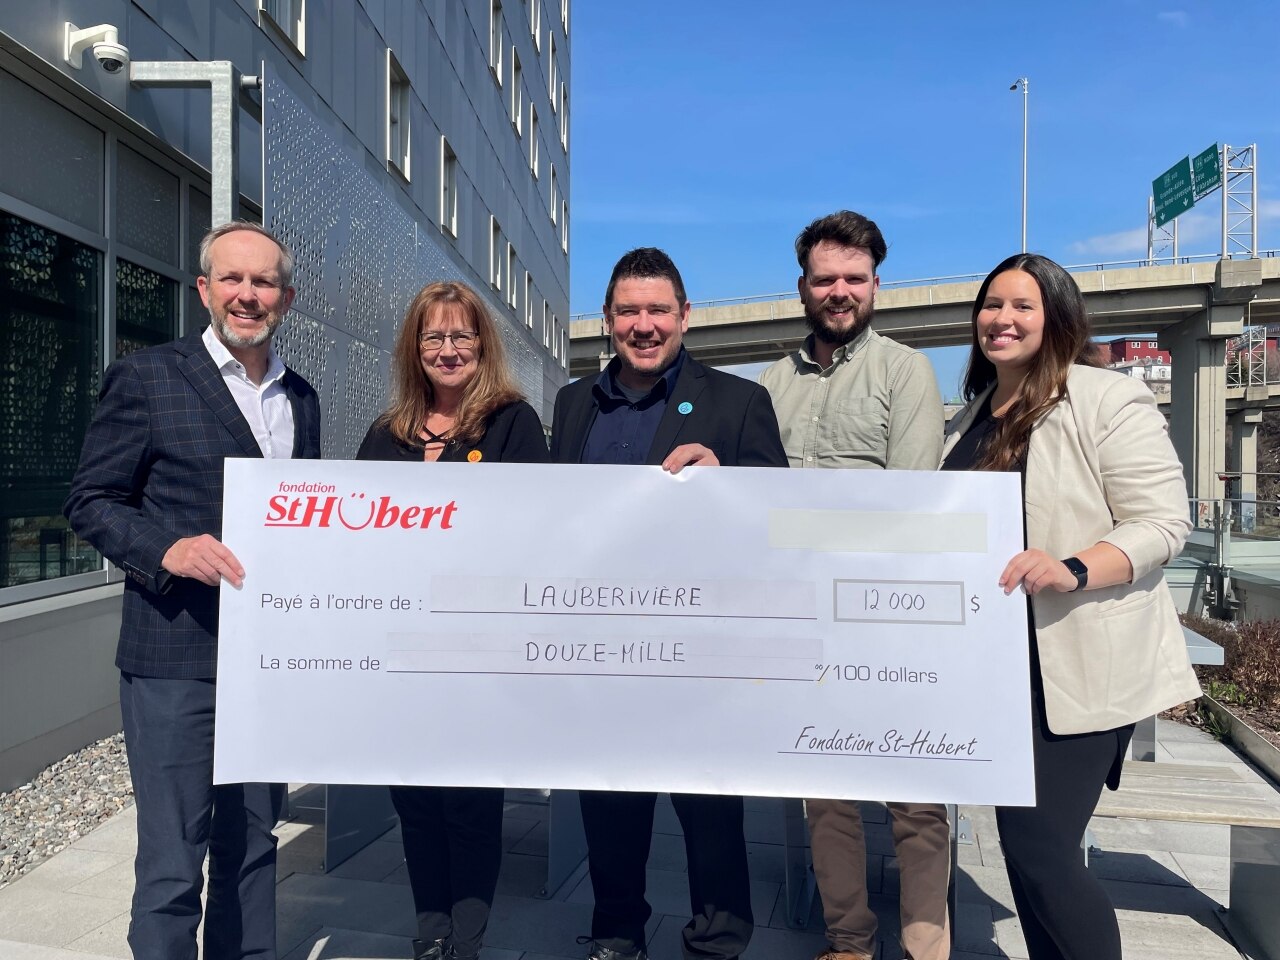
[{"xmin": 213, "ymin": 460, "xmax": 1034, "ymax": 806}]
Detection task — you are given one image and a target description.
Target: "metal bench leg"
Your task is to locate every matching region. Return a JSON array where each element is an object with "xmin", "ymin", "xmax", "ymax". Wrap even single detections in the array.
[
  {"xmin": 784, "ymin": 797, "xmax": 816, "ymax": 928},
  {"xmin": 1225, "ymin": 823, "xmax": 1280, "ymax": 959},
  {"xmin": 1131, "ymin": 714, "xmax": 1157, "ymax": 762}
]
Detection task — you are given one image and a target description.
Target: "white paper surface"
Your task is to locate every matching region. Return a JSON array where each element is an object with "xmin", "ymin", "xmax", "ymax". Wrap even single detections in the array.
[{"xmin": 214, "ymin": 460, "xmax": 1035, "ymax": 805}]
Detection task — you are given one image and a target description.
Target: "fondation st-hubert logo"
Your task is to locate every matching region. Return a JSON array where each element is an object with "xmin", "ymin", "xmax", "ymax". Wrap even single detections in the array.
[{"xmin": 265, "ymin": 482, "xmax": 458, "ymax": 530}]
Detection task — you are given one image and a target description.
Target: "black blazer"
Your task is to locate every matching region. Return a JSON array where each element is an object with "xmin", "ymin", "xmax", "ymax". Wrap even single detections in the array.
[
  {"xmin": 550, "ymin": 354, "xmax": 787, "ymax": 467},
  {"xmin": 65, "ymin": 330, "xmax": 321, "ymax": 679},
  {"xmin": 356, "ymin": 400, "xmax": 550, "ymax": 464}
]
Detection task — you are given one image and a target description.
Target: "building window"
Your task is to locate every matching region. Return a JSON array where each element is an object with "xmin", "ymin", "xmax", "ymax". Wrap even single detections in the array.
[
  {"xmin": 550, "ymin": 166, "xmax": 559, "ymax": 223},
  {"xmin": 542, "ymin": 300, "xmax": 550, "ymax": 348},
  {"xmin": 510, "ymin": 51, "xmax": 523, "ymax": 134},
  {"xmin": 490, "ymin": 217, "xmax": 503, "ymax": 291},
  {"xmin": 524, "ymin": 272, "xmax": 534, "ymax": 328},
  {"xmin": 561, "ymin": 327, "xmax": 569, "ymax": 369},
  {"xmin": 115, "ymin": 260, "xmax": 178, "ymax": 358},
  {"xmin": 260, "ymin": 0, "xmax": 306, "ymax": 54},
  {"xmin": 0, "ymin": 212, "xmax": 104, "ymax": 590},
  {"xmin": 561, "ymin": 0, "xmax": 569, "ymax": 32},
  {"xmin": 439, "ymin": 137, "xmax": 458, "ymax": 237},
  {"xmin": 561, "ymin": 200, "xmax": 569, "ymax": 252},
  {"xmin": 507, "ymin": 244, "xmax": 517, "ymax": 308},
  {"xmin": 548, "ymin": 36, "xmax": 558, "ymax": 103},
  {"xmin": 386, "ymin": 50, "xmax": 411, "ymax": 179},
  {"xmin": 529, "ymin": 106, "xmax": 539, "ymax": 177},
  {"xmin": 551, "ymin": 315, "xmax": 560, "ymax": 359},
  {"xmin": 531, "ymin": 0, "xmax": 542, "ymax": 47},
  {"xmin": 559, "ymin": 83, "xmax": 569, "ymax": 149},
  {"xmin": 489, "ymin": 0, "xmax": 503, "ymax": 80}
]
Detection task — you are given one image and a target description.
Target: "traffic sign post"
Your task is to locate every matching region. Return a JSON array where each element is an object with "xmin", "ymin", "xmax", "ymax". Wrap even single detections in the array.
[
  {"xmin": 1192, "ymin": 144, "xmax": 1222, "ymax": 201},
  {"xmin": 1153, "ymin": 156, "xmax": 1193, "ymax": 227}
]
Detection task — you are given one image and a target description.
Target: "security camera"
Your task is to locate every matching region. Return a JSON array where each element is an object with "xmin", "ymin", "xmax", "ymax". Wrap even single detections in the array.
[
  {"xmin": 92, "ymin": 40, "xmax": 130, "ymax": 73},
  {"xmin": 64, "ymin": 22, "xmax": 129, "ymax": 73}
]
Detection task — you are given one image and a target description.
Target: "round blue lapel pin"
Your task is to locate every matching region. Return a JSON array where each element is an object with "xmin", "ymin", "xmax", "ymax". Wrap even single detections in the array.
[{"xmin": 677, "ymin": 401, "xmax": 693, "ymax": 415}]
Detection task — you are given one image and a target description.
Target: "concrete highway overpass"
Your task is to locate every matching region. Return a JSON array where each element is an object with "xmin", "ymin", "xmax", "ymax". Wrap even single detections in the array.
[
  {"xmin": 569, "ymin": 256, "xmax": 1280, "ymax": 503},
  {"xmin": 570, "ymin": 256, "xmax": 1280, "ymax": 376}
]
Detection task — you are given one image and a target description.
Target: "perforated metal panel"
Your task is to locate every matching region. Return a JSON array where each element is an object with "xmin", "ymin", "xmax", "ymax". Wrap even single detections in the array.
[{"xmin": 262, "ymin": 70, "xmax": 546, "ymax": 458}]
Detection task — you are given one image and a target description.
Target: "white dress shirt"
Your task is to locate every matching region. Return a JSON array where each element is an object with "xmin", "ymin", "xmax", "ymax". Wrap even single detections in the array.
[{"xmin": 202, "ymin": 325, "xmax": 295, "ymax": 458}]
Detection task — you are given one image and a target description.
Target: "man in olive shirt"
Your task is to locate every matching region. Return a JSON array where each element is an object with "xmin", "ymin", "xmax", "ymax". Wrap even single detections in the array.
[{"xmin": 759, "ymin": 211, "xmax": 949, "ymax": 960}]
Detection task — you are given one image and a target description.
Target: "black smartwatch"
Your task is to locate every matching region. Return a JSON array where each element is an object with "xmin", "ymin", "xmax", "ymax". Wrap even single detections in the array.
[{"xmin": 1061, "ymin": 557, "xmax": 1088, "ymax": 592}]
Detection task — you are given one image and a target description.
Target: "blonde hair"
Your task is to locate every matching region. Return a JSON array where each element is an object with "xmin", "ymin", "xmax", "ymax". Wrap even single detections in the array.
[{"xmin": 379, "ymin": 281, "xmax": 523, "ymax": 447}]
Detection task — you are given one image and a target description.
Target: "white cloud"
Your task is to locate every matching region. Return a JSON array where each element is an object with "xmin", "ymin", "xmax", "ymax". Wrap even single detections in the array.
[
  {"xmin": 1157, "ymin": 10, "xmax": 1189, "ymax": 27},
  {"xmin": 1068, "ymin": 207, "xmax": 1221, "ymax": 262}
]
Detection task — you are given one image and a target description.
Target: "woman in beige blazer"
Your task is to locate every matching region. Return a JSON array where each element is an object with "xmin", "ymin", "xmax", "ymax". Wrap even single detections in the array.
[{"xmin": 941, "ymin": 253, "xmax": 1200, "ymax": 960}]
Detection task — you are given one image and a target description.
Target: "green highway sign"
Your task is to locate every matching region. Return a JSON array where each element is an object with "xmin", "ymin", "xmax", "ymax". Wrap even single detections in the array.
[
  {"xmin": 1193, "ymin": 144, "xmax": 1222, "ymax": 201},
  {"xmin": 1153, "ymin": 156, "xmax": 1193, "ymax": 227}
]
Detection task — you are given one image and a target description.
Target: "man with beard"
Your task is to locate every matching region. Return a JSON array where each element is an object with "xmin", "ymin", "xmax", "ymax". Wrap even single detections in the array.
[
  {"xmin": 759, "ymin": 211, "xmax": 949, "ymax": 960},
  {"xmin": 66, "ymin": 221, "xmax": 320, "ymax": 960},
  {"xmin": 552, "ymin": 247, "xmax": 786, "ymax": 960}
]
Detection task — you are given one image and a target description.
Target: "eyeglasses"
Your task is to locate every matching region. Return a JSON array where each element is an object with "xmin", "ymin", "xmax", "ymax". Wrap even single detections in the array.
[{"xmin": 418, "ymin": 331, "xmax": 479, "ymax": 351}]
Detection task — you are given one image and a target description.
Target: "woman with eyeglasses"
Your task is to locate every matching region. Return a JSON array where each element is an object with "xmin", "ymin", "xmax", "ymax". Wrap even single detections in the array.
[
  {"xmin": 941, "ymin": 253, "xmax": 1200, "ymax": 960},
  {"xmin": 357, "ymin": 280, "xmax": 548, "ymax": 960}
]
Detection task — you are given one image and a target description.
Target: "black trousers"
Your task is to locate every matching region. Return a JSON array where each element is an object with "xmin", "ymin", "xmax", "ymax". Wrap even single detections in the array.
[
  {"xmin": 579, "ymin": 790, "xmax": 753, "ymax": 959},
  {"xmin": 995, "ymin": 716, "xmax": 1133, "ymax": 960},
  {"xmin": 390, "ymin": 784, "xmax": 505, "ymax": 959},
  {"xmin": 119, "ymin": 673, "xmax": 283, "ymax": 960}
]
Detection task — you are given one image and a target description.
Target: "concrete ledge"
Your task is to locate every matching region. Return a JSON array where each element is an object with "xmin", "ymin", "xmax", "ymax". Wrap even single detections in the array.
[
  {"xmin": 1202, "ymin": 696, "xmax": 1280, "ymax": 787},
  {"xmin": 1, "ymin": 584, "xmax": 123, "ymax": 791}
]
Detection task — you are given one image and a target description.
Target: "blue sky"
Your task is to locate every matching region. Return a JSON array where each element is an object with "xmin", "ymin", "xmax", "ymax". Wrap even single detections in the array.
[{"xmin": 566, "ymin": 1, "xmax": 1279, "ymax": 398}]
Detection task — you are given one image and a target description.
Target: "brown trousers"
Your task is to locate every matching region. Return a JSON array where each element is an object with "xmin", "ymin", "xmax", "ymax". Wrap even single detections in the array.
[{"xmin": 807, "ymin": 799, "xmax": 951, "ymax": 960}]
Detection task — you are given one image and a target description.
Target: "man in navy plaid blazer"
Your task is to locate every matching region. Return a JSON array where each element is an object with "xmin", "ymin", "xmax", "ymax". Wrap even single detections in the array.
[{"xmin": 66, "ymin": 222, "xmax": 321, "ymax": 960}]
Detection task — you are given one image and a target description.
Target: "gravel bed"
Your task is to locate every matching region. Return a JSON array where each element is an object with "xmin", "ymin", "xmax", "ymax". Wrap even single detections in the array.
[{"xmin": 0, "ymin": 732, "xmax": 133, "ymax": 889}]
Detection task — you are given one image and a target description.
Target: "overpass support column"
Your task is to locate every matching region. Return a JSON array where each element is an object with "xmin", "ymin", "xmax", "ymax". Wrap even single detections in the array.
[
  {"xmin": 1228, "ymin": 408, "xmax": 1263, "ymax": 533},
  {"xmin": 1160, "ymin": 259, "xmax": 1261, "ymax": 522}
]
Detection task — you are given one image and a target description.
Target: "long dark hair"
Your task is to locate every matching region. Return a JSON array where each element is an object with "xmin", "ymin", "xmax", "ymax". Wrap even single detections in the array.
[
  {"xmin": 379, "ymin": 281, "xmax": 523, "ymax": 447},
  {"xmin": 961, "ymin": 253, "xmax": 1101, "ymax": 471}
]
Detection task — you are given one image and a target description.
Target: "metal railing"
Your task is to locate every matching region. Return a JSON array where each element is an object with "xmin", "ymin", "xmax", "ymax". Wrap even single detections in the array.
[{"xmin": 569, "ymin": 249, "xmax": 1280, "ymax": 325}]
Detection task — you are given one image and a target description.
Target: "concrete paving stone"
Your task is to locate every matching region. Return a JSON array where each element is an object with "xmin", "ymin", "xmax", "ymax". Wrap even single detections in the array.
[
  {"xmin": 1084, "ymin": 847, "xmax": 1191, "ymax": 886},
  {"xmin": 1154, "ymin": 720, "xmax": 1219, "ymax": 744},
  {"xmin": 645, "ymin": 830, "xmax": 688, "ymax": 873},
  {"xmin": 652, "ymin": 798, "xmax": 681, "ymax": 837},
  {"xmin": 326, "ymin": 838, "xmax": 405, "ymax": 882},
  {"xmin": 952, "ymin": 952, "xmax": 1013, "ymax": 960},
  {"xmin": 494, "ymin": 852, "xmax": 550, "ymax": 898},
  {"xmin": 1160, "ymin": 739, "xmax": 1251, "ymax": 762},
  {"xmin": 1085, "ymin": 816, "xmax": 1230, "ymax": 857},
  {"xmin": 859, "ymin": 800, "xmax": 890, "ymax": 825},
  {"xmin": 508, "ymin": 818, "xmax": 548, "ymax": 857},
  {"xmin": 743, "ymin": 840, "xmax": 787, "ymax": 884},
  {"xmin": 280, "ymin": 925, "xmax": 412, "ymax": 960},
  {"xmin": 13, "ymin": 847, "xmax": 131, "ymax": 892},
  {"xmin": 0, "ymin": 940, "xmax": 122, "ymax": 960},
  {"xmin": 953, "ymin": 901, "xmax": 1003, "ymax": 956},
  {"xmin": 1102, "ymin": 877, "xmax": 1225, "ymax": 921},
  {"xmin": 1171, "ymin": 850, "xmax": 1231, "ymax": 896},
  {"xmin": 954, "ymin": 864, "xmax": 1016, "ymax": 913},
  {"xmin": 740, "ymin": 920, "xmax": 829, "ymax": 959},
  {"xmin": 765, "ymin": 873, "xmax": 824, "ymax": 931},
  {"xmin": 565, "ymin": 865, "xmax": 780, "ymax": 929},
  {"xmin": 384, "ymin": 862, "xmax": 410, "ymax": 886},
  {"xmin": 68, "ymin": 808, "xmax": 138, "ymax": 856},
  {"xmin": 275, "ymin": 873, "xmax": 414, "ymax": 957},
  {"xmin": 742, "ymin": 807, "xmax": 786, "ymax": 845},
  {"xmin": 501, "ymin": 815, "xmax": 539, "ymax": 851},
  {"xmin": 481, "ymin": 891, "xmax": 595, "ymax": 956},
  {"xmin": 62, "ymin": 911, "xmax": 131, "ymax": 959},
  {"xmin": 277, "ymin": 822, "xmax": 327, "ymax": 878},
  {"xmin": 517, "ymin": 954, "xmax": 583, "ymax": 960},
  {"xmin": 0, "ymin": 883, "xmax": 128, "ymax": 947},
  {"xmin": 65, "ymin": 855, "xmax": 137, "ymax": 905},
  {"xmin": 955, "ymin": 839, "xmax": 984, "ymax": 866},
  {"xmin": 1116, "ymin": 911, "xmax": 1239, "ymax": 959},
  {"xmin": 991, "ymin": 908, "xmax": 1029, "ymax": 959}
]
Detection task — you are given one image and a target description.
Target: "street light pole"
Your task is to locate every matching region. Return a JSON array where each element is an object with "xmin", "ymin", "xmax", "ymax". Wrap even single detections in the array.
[{"xmin": 1010, "ymin": 77, "xmax": 1029, "ymax": 252}]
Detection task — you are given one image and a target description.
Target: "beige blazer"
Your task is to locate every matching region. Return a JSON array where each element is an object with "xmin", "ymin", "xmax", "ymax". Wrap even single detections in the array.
[{"xmin": 942, "ymin": 364, "xmax": 1201, "ymax": 735}]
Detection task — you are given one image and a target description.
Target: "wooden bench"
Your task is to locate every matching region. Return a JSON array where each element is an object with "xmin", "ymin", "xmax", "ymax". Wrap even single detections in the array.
[{"xmin": 1093, "ymin": 759, "xmax": 1280, "ymax": 959}]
